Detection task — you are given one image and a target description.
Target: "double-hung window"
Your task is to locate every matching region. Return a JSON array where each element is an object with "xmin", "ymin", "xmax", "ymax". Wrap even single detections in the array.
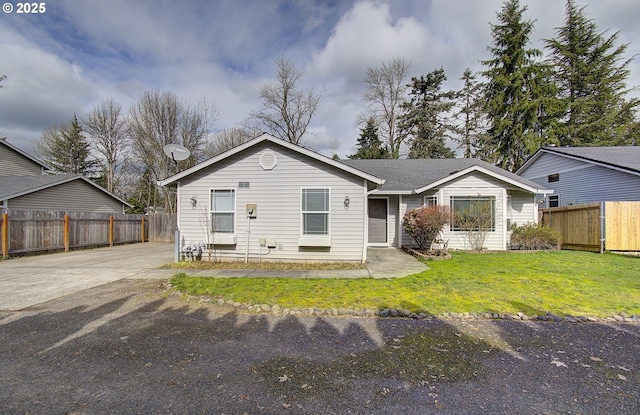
[
  {"xmin": 301, "ymin": 188, "xmax": 330, "ymax": 235},
  {"xmin": 450, "ymin": 196, "xmax": 496, "ymax": 232},
  {"xmin": 210, "ymin": 189, "xmax": 235, "ymax": 233}
]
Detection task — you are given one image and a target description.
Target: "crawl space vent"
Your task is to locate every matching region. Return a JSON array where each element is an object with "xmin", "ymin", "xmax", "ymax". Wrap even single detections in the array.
[{"xmin": 259, "ymin": 150, "xmax": 277, "ymax": 170}]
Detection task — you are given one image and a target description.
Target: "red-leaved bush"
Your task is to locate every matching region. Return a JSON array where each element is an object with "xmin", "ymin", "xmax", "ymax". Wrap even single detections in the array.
[{"xmin": 402, "ymin": 205, "xmax": 451, "ymax": 250}]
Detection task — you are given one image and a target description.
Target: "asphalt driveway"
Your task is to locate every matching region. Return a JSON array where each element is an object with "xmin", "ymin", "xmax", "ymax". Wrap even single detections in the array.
[{"xmin": 1, "ymin": 279, "xmax": 638, "ymax": 414}]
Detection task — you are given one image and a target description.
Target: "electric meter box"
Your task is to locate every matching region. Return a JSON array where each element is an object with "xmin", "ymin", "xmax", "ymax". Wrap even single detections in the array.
[{"xmin": 246, "ymin": 203, "xmax": 257, "ymax": 218}]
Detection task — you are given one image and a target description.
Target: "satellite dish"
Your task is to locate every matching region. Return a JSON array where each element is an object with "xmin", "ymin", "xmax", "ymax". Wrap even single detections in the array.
[{"xmin": 163, "ymin": 144, "xmax": 191, "ymax": 162}]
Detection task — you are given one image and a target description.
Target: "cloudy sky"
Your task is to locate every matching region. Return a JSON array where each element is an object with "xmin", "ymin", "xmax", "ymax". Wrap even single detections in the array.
[{"xmin": 1, "ymin": 0, "xmax": 639, "ymax": 158}]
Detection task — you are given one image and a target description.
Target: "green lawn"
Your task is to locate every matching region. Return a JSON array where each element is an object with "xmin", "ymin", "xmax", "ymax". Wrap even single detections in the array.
[{"xmin": 170, "ymin": 251, "xmax": 640, "ymax": 317}]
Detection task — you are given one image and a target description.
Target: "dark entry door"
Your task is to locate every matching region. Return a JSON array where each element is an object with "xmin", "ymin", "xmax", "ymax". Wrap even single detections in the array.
[{"xmin": 368, "ymin": 199, "xmax": 388, "ymax": 244}]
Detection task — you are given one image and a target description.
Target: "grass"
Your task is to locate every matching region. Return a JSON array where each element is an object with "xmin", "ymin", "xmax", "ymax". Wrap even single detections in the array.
[
  {"xmin": 169, "ymin": 251, "xmax": 640, "ymax": 318},
  {"xmin": 163, "ymin": 260, "xmax": 364, "ymax": 271}
]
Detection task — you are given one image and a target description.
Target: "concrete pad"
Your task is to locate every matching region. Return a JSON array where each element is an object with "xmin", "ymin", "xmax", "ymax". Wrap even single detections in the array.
[
  {"xmin": 365, "ymin": 247, "xmax": 428, "ymax": 279},
  {"xmin": 0, "ymin": 243, "xmax": 174, "ymax": 311}
]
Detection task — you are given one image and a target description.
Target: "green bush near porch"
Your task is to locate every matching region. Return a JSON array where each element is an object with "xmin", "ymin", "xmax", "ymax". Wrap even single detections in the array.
[{"xmin": 170, "ymin": 251, "xmax": 640, "ymax": 318}]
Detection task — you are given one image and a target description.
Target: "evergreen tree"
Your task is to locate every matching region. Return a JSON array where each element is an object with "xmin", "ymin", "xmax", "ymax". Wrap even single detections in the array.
[
  {"xmin": 348, "ymin": 118, "xmax": 390, "ymax": 159},
  {"xmin": 400, "ymin": 68, "xmax": 456, "ymax": 159},
  {"xmin": 545, "ymin": 0, "xmax": 639, "ymax": 146},
  {"xmin": 35, "ymin": 114, "xmax": 99, "ymax": 176},
  {"xmin": 481, "ymin": 0, "xmax": 554, "ymax": 171},
  {"xmin": 454, "ymin": 68, "xmax": 489, "ymax": 158}
]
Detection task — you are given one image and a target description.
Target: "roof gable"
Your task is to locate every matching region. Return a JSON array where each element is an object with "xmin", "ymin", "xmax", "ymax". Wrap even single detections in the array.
[
  {"xmin": 159, "ymin": 133, "xmax": 385, "ymax": 186},
  {"xmin": 343, "ymin": 158, "xmax": 549, "ymax": 194},
  {"xmin": 0, "ymin": 137, "xmax": 51, "ymax": 171},
  {"xmin": 518, "ymin": 146, "xmax": 640, "ymax": 176},
  {"xmin": 0, "ymin": 174, "xmax": 130, "ymax": 206}
]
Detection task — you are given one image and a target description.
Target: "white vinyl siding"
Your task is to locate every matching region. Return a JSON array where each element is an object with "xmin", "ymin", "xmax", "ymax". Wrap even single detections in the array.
[
  {"xmin": 400, "ymin": 173, "xmax": 527, "ymax": 251},
  {"xmin": 176, "ymin": 142, "xmax": 367, "ymax": 261}
]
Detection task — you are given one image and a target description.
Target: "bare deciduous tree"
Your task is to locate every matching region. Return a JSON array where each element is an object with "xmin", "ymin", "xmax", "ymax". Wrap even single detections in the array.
[
  {"xmin": 128, "ymin": 90, "xmax": 218, "ymax": 212},
  {"xmin": 83, "ymin": 99, "xmax": 128, "ymax": 194},
  {"xmin": 360, "ymin": 57, "xmax": 411, "ymax": 159},
  {"xmin": 204, "ymin": 126, "xmax": 256, "ymax": 158},
  {"xmin": 250, "ymin": 55, "xmax": 322, "ymax": 145}
]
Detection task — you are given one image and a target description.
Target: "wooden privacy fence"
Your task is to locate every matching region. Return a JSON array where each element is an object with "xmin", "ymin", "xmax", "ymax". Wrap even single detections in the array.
[
  {"xmin": 148, "ymin": 213, "xmax": 177, "ymax": 242},
  {"xmin": 1, "ymin": 210, "xmax": 148, "ymax": 257},
  {"xmin": 539, "ymin": 201, "xmax": 640, "ymax": 252}
]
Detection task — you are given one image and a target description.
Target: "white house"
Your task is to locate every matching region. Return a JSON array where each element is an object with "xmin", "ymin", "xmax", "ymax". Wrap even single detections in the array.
[
  {"xmin": 516, "ymin": 146, "xmax": 640, "ymax": 207},
  {"xmin": 159, "ymin": 134, "xmax": 550, "ymax": 262}
]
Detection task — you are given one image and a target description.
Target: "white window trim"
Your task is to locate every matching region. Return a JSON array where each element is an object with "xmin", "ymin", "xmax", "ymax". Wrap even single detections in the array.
[
  {"xmin": 299, "ymin": 187, "xmax": 331, "ymax": 246},
  {"xmin": 450, "ymin": 195, "xmax": 497, "ymax": 232},
  {"xmin": 423, "ymin": 194, "xmax": 438, "ymax": 206},
  {"xmin": 209, "ymin": 188, "xmax": 236, "ymax": 243}
]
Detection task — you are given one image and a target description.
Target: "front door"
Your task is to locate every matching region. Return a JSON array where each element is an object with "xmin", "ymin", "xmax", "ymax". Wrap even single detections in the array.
[{"xmin": 368, "ymin": 198, "xmax": 388, "ymax": 244}]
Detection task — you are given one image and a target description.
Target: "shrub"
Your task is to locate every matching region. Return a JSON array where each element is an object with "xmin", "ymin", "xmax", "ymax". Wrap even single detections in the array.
[
  {"xmin": 403, "ymin": 205, "xmax": 451, "ymax": 250},
  {"xmin": 510, "ymin": 222, "xmax": 560, "ymax": 250}
]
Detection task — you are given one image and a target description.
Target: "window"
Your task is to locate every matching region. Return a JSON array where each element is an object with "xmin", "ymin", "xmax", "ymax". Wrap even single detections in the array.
[
  {"xmin": 450, "ymin": 196, "xmax": 496, "ymax": 231},
  {"xmin": 210, "ymin": 189, "xmax": 235, "ymax": 233},
  {"xmin": 302, "ymin": 188, "xmax": 329, "ymax": 235},
  {"xmin": 424, "ymin": 195, "xmax": 438, "ymax": 206},
  {"xmin": 548, "ymin": 173, "xmax": 559, "ymax": 183},
  {"xmin": 548, "ymin": 195, "xmax": 559, "ymax": 208}
]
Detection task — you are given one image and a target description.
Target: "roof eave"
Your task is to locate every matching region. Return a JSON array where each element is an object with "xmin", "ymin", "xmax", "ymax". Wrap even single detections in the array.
[
  {"xmin": 158, "ymin": 133, "xmax": 385, "ymax": 187},
  {"xmin": 414, "ymin": 165, "xmax": 546, "ymax": 195}
]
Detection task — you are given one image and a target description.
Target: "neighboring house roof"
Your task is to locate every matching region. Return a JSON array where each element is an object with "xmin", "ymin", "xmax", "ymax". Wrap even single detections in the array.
[
  {"xmin": 159, "ymin": 133, "xmax": 386, "ymax": 187},
  {"xmin": 0, "ymin": 174, "xmax": 130, "ymax": 206},
  {"xmin": 343, "ymin": 158, "xmax": 550, "ymax": 195},
  {"xmin": 517, "ymin": 146, "xmax": 640, "ymax": 176},
  {"xmin": 0, "ymin": 137, "xmax": 51, "ymax": 171}
]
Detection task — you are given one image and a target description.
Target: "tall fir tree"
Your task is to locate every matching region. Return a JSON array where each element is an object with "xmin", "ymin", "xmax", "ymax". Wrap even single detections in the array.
[
  {"xmin": 348, "ymin": 118, "xmax": 390, "ymax": 159},
  {"xmin": 544, "ymin": 0, "xmax": 639, "ymax": 146},
  {"xmin": 400, "ymin": 68, "xmax": 456, "ymax": 159},
  {"xmin": 455, "ymin": 68, "xmax": 489, "ymax": 158},
  {"xmin": 481, "ymin": 0, "xmax": 555, "ymax": 171},
  {"xmin": 35, "ymin": 114, "xmax": 99, "ymax": 176}
]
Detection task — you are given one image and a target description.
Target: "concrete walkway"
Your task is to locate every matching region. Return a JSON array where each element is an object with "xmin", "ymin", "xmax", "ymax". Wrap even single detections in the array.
[
  {"xmin": 184, "ymin": 247, "xmax": 427, "ymax": 279},
  {"xmin": 0, "ymin": 244, "xmax": 426, "ymax": 311}
]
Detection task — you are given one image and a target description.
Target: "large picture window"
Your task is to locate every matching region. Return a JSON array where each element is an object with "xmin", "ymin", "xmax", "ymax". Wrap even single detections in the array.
[
  {"xmin": 302, "ymin": 188, "xmax": 330, "ymax": 235},
  {"xmin": 210, "ymin": 189, "xmax": 235, "ymax": 233},
  {"xmin": 450, "ymin": 196, "xmax": 496, "ymax": 231}
]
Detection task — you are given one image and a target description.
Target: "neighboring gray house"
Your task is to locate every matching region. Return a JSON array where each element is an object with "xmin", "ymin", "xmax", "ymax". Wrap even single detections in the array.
[
  {"xmin": 0, "ymin": 136, "xmax": 50, "ymax": 175},
  {"xmin": 0, "ymin": 137, "xmax": 129, "ymax": 213},
  {"xmin": 160, "ymin": 134, "xmax": 550, "ymax": 262},
  {"xmin": 516, "ymin": 146, "xmax": 640, "ymax": 207}
]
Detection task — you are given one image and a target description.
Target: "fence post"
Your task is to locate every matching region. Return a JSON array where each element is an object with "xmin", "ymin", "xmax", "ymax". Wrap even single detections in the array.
[
  {"xmin": 63, "ymin": 214, "xmax": 69, "ymax": 252},
  {"xmin": 141, "ymin": 216, "xmax": 145, "ymax": 243},
  {"xmin": 2, "ymin": 213, "xmax": 8, "ymax": 258},
  {"xmin": 109, "ymin": 216, "xmax": 114, "ymax": 247}
]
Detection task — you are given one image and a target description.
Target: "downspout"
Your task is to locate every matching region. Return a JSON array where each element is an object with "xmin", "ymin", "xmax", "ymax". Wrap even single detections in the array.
[
  {"xmin": 397, "ymin": 194, "xmax": 403, "ymax": 248},
  {"xmin": 362, "ymin": 179, "xmax": 368, "ymax": 263}
]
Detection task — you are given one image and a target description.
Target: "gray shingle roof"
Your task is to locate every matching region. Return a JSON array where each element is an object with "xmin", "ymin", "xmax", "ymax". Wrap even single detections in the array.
[
  {"xmin": 0, "ymin": 175, "xmax": 129, "ymax": 207},
  {"xmin": 0, "ymin": 175, "xmax": 83, "ymax": 199},
  {"xmin": 541, "ymin": 146, "xmax": 640, "ymax": 173},
  {"xmin": 341, "ymin": 158, "xmax": 546, "ymax": 192}
]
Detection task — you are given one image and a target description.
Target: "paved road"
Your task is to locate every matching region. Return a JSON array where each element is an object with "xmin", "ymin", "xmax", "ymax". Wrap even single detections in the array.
[{"xmin": 0, "ymin": 280, "xmax": 638, "ymax": 414}]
